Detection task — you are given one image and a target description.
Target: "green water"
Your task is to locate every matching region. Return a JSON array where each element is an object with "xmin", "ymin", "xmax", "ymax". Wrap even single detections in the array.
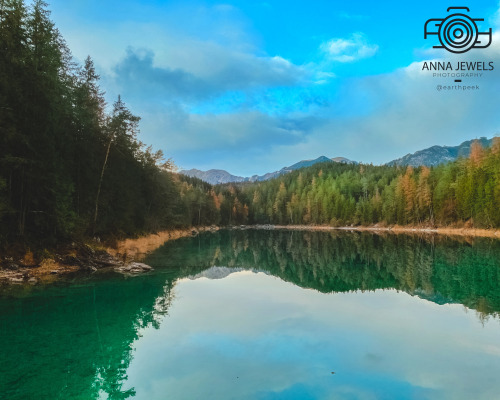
[{"xmin": 1, "ymin": 230, "xmax": 500, "ymax": 400}]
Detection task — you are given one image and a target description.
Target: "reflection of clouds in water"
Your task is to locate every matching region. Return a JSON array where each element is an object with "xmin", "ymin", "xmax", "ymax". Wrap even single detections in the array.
[{"xmin": 125, "ymin": 272, "xmax": 500, "ymax": 400}]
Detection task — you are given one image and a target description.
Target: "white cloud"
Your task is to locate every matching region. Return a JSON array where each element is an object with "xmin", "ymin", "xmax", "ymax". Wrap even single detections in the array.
[
  {"xmin": 321, "ymin": 33, "xmax": 379, "ymax": 63},
  {"xmin": 313, "ymin": 71, "xmax": 336, "ymax": 85},
  {"xmin": 133, "ymin": 31, "xmax": 500, "ymax": 174},
  {"xmin": 109, "ymin": 47, "xmax": 306, "ymax": 104},
  {"xmin": 50, "ymin": 0, "xmax": 500, "ymax": 176}
]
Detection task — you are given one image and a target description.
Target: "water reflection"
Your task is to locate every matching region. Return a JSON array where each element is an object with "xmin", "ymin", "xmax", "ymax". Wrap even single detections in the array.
[
  {"xmin": 0, "ymin": 230, "xmax": 499, "ymax": 399},
  {"xmin": 0, "ymin": 275, "xmax": 177, "ymax": 400},
  {"xmin": 146, "ymin": 230, "xmax": 500, "ymax": 320},
  {"xmin": 124, "ymin": 273, "xmax": 500, "ymax": 400}
]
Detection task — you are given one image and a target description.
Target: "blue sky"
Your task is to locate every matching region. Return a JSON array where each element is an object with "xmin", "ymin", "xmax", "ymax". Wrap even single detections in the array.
[{"xmin": 48, "ymin": 0, "xmax": 500, "ymax": 175}]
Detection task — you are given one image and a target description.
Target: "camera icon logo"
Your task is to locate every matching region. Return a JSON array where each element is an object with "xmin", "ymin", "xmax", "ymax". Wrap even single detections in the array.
[{"xmin": 424, "ymin": 7, "xmax": 492, "ymax": 53}]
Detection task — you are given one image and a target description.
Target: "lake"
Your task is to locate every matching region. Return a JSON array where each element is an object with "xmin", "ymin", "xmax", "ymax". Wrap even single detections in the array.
[{"xmin": 1, "ymin": 230, "xmax": 500, "ymax": 400}]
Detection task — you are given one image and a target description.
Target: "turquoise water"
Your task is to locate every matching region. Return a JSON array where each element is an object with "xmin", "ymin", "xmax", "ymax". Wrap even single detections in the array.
[{"xmin": 1, "ymin": 230, "xmax": 500, "ymax": 399}]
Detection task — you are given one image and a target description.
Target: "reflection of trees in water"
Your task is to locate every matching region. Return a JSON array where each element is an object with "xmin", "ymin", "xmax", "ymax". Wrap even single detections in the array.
[
  {"xmin": 153, "ymin": 230, "xmax": 500, "ymax": 320},
  {"xmin": 2, "ymin": 231, "xmax": 499, "ymax": 399},
  {"xmin": 0, "ymin": 274, "xmax": 179, "ymax": 400}
]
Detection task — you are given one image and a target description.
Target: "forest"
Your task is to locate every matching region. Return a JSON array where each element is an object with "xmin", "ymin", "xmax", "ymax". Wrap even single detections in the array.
[
  {"xmin": 0, "ymin": 0, "xmax": 241, "ymax": 247},
  {"xmin": 238, "ymin": 139, "xmax": 500, "ymax": 228},
  {"xmin": 1, "ymin": 1, "xmax": 499, "ymax": 250}
]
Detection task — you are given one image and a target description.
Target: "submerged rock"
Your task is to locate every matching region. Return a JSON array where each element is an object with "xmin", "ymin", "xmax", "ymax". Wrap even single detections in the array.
[
  {"xmin": 114, "ymin": 262, "xmax": 153, "ymax": 275},
  {"xmin": 8, "ymin": 275, "xmax": 24, "ymax": 284}
]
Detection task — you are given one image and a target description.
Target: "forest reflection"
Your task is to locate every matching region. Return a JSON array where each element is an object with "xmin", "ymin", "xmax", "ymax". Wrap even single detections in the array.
[
  {"xmin": 147, "ymin": 230, "xmax": 500, "ymax": 321},
  {"xmin": 2, "ymin": 230, "xmax": 500, "ymax": 400}
]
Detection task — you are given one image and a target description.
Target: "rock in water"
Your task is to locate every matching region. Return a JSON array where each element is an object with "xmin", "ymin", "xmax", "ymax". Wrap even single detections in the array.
[{"xmin": 114, "ymin": 262, "xmax": 153, "ymax": 275}]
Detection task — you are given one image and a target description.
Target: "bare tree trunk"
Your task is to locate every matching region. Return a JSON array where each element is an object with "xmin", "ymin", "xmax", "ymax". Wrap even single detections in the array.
[
  {"xmin": 93, "ymin": 136, "xmax": 113, "ymax": 234},
  {"xmin": 18, "ymin": 168, "xmax": 26, "ymax": 236}
]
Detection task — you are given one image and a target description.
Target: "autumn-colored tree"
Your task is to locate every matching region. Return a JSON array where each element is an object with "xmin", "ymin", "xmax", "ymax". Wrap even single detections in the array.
[
  {"xmin": 417, "ymin": 166, "xmax": 433, "ymax": 224},
  {"xmin": 469, "ymin": 140, "xmax": 485, "ymax": 167}
]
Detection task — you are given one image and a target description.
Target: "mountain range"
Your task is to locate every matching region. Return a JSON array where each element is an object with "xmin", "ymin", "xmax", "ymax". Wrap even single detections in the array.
[
  {"xmin": 387, "ymin": 137, "xmax": 493, "ymax": 167},
  {"xmin": 180, "ymin": 137, "xmax": 495, "ymax": 185},
  {"xmin": 181, "ymin": 156, "xmax": 356, "ymax": 185}
]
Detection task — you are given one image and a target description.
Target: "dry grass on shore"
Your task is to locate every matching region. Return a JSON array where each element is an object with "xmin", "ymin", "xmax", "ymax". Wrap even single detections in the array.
[
  {"xmin": 252, "ymin": 224, "xmax": 500, "ymax": 239},
  {"xmin": 106, "ymin": 226, "xmax": 219, "ymax": 261},
  {"xmin": 107, "ymin": 224, "xmax": 500, "ymax": 263}
]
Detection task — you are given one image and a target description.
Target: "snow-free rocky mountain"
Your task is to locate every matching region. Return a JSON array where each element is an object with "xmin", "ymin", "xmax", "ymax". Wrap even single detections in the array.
[
  {"xmin": 180, "ymin": 156, "xmax": 356, "ymax": 185},
  {"xmin": 180, "ymin": 137, "xmax": 495, "ymax": 185},
  {"xmin": 179, "ymin": 169, "xmax": 248, "ymax": 184},
  {"xmin": 387, "ymin": 137, "xmax": 493, "ymax": 167}
]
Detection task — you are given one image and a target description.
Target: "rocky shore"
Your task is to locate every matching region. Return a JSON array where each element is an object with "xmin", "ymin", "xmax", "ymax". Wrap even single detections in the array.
[
  {"xmin": 0, "ymin": 226, "xmax": 220, "ymax": 286},
  {"xmin": 0, "ymin": 242, "xmax": 143, "ymax": 285}
]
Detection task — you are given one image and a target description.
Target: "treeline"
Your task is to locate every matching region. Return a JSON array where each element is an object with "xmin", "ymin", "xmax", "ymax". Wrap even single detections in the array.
[
  {"xmin": 0, "ymin": 0, "xmax": 248, "ymax": 246},
  {"xmin": 236, "ymin": 139, "xmax": 500, "ymax": 228}
]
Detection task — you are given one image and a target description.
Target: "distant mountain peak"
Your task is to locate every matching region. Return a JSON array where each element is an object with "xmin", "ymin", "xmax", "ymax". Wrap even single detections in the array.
[
  {"xmin": 180, "ymin": 137, "xmax": 497, "ymax": 185},
  {"xmin": 331, "ymin": 157, "xmax": 353, "ymax": 163},
  {"xmin": 387, "ymin": 137, "xmax": 493, "ymax": 167},
  {"xmin": 180, "ymin": 156, "xmax": 356, "ymax": 185},
  {"xmin": 180, "ymin": 168, "xmax": 247, "ymax": 184}
]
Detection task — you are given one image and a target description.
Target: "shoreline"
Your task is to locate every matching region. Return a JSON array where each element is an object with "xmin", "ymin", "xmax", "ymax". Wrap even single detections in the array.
[
  {"xmin": 2, "ymin": 223, "xmax": 499, "ymax": 286},
  {"xmin": 107, "ymin": 224, "xmax": 500, "ymax": 264},
  {"xmin": 0, "ymin": 226, "xmax": 219, "ymax": 286},
  {"xmin": 106, "ymin": 226, "xmax": 219, "ymax": 260},
  {"xmin": 244, "ymin": 224, "xmax": 500, "ymax": 239}
]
